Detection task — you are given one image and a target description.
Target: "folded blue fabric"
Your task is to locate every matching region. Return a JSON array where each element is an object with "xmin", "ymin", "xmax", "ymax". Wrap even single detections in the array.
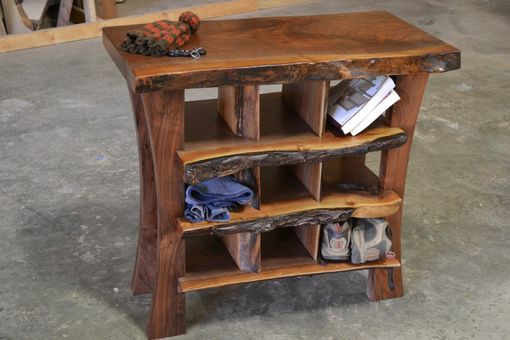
[
  {"xmin": 185, "ymin": 176, "xmax": 253, "ymax": 206},
  {"xmin": 184, "ymin": 204, "xmax": 206, "ymax": 223},
  {"xmin": 184, "ymin": 204, "xmax": 231, "ymax": 223},
  {"xmin": 184, "ymin": 176, "xmax": 254, "ymax": 223}
]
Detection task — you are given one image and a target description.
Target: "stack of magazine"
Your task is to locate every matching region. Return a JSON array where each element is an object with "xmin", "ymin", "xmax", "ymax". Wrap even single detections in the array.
[{"xmin": 328, "ymin": 76, "xmax": 400, "ymax": 136}]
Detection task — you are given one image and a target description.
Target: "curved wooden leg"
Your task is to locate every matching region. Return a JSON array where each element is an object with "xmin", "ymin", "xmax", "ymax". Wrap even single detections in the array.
[
  {"xmin": 367, "ymin": 73, "xmax": 429, "ymax": 301},
  {"xmin": 142, "ymin": 89, "xmax": 186, "ymax": 339},
  {"xmin": 128, "ymin": 87, "xmax": 158, "ymax": 295}
]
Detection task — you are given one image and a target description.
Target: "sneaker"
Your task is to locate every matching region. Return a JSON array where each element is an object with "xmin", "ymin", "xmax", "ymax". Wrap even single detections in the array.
[
  {"xmin": 321, "ymin": 221, "xmax": 352, "ymax": 261},
  {"xmin": 351, "ymin": 218, "xmax": 393, "ymax": 264}
]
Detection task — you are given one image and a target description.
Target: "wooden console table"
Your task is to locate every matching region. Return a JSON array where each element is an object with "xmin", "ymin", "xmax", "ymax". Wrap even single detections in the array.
[{"xmin": 103, "ymin": 11, "xmax": 460, "ymax": 339}]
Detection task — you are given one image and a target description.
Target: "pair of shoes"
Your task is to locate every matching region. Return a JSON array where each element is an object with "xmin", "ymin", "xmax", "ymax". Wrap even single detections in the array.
[{"xmin": 320, "ymin": 218, "xmax": 394, "ymax": 264}]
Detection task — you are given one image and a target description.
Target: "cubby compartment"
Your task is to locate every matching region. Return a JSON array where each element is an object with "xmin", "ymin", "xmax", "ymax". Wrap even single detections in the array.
[
  {"xmin": 259, "ymin": 165, "xmax": 317, "ymax": 205},
  {"xmin": 322, "ymin": 155, "xmax": 381, "ymax": 195},
  {"xmin": 184, "ymin": 167, "xmax": 262, "ymax": 273},
  {"xmin": 185, "ymin": 235, "xmax": 239, "ymax": 281},
  {"xmin": 260, "ymin": 228, "xmax": 318, "ymax": 269}
]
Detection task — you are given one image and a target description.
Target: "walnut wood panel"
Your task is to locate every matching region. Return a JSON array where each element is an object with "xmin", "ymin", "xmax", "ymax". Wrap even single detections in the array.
[
  {"xmin": 180, "ymin": 228, "xmax": 400, "ymax": 292},
  {"xmin": 102, "ymin": 12, "xmax": 460, "ymax": 91},
  {"xmin": 178, "ymin": 166, "xmax": 401, "ymax": 237},
  {"xmin": 180, "ymin": 93, "xmax": 407, "ymax": 184},
  {"xmin": 281, "ymin": 81, "xmax": 329, "ymax": 136},
  {"xmin": 142, "ymin": 90, "xmax": 186, "ymax": 339},
  {"xmin": 221, "ymin": 232, "xmax": 261, "ymax": 272},
  {"xmin": 216, "ymin": 84, "xmax": 262, "ymax": 273},
  {"xmin": 292, "ymin": 161, "xmax": 322, "ymax": 261},
  {"xmin": 367, "ymin": 73, "xmax": 429, "ymax": 301},
  {"xmin": 128, "ymin": 86, "xmax": 157, "ymax": 295},
  {"xmin": 293, "ymin": 225, "xmax": 321, "ymax": 261},
  {"xmin": 293, "ymin": 162, "xmax": 322, "ymax": 201},
  {"xmin": 217, "ymin": 85, "xmax": 260, "ymax": 140}
]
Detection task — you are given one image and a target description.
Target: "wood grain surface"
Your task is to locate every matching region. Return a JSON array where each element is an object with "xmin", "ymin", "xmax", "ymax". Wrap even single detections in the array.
[
  {"xmin": 293, "ymin": 225, "xmax": 321, "ymax": 261},
  {"xmin": 128, "ymin": 86, "xmax": 158, "ymax": 296},
  {"xmin": 142, "ymin": 90, "xmax": 186, "ymax": 338},
  {"xmin": 221, "ymin": 232, "xmax": 261, "ymax": 272},
  {"xmin": 367, "ymin": 73, "xmax": 429, "ymax": 301},
  {"xmin": 103, "ymin": 11, "xmax": 460, "ymax": 91},
  {"xmin": 282, "ymin": 80, "xmax": 329, "ymax": 136},
  {"xmin": 218, "ymin": 85, "xmax": 260, "ymax": 140}
]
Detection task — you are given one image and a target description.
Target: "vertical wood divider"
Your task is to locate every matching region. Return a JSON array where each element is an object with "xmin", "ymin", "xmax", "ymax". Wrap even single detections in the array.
[
  {"xmin": 218, "ymin": 85, "xmax": 260, "ymax": 139},
  {"xmin": 281, "ymin": 80, "xmax": 329, "ymax": 136},
  {"xmin": 282, "ymin": 80, "xmax": 329, "ymax": 262},
  {"xmin": 294, "ymin": 162, "xmax": 322, "ymax": 201},
  {"xmin": 218, "ymin": 85, "xmax": 262, "ymax": 272},
  {"xmin": 293, "ymin": 225, "xmax": 321, "ymax": 261}
]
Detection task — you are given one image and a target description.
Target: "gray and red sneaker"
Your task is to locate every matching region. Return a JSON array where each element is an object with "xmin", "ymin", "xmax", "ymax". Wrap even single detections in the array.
[
  {"xmin": 351, "ymin": 218, "xmax": 394, "ymax": 264},
  {"xmin": 321, "ymin": 221, "xmax": 352, "ymax": 261}
]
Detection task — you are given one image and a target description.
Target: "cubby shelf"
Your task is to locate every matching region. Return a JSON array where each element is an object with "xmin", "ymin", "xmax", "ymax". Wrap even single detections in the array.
[
  {"xmin": 179, "ymin": 93, "xmax": 407, "ymax": 184},
  {"xmin": 177, "ymin": 166, "xmax": 402, "ymax": 237},
  {"xmin": 179, "ymin": 228, "xmax": 400, "ymax": 293}
]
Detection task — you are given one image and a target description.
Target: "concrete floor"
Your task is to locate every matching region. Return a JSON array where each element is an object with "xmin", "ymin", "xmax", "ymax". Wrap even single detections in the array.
[{"xmin": 1, "ymin": 0, "xmax": 509, "ymax": 339}]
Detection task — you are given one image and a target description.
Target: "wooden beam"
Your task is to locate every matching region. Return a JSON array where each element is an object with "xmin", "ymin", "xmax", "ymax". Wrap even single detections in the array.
[
  {"xmin": 0, "ymin": 0, "xmax": 257, "ymax": 53},
  {"xmin": 257, "ymin": 0, "xmax": 314, "ymax": 9}
]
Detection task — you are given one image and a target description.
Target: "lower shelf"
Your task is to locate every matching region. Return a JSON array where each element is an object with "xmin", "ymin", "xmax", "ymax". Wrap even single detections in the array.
[{"xmin": 179, "ymin": 228, "xmax": 400, "ymax": 293}]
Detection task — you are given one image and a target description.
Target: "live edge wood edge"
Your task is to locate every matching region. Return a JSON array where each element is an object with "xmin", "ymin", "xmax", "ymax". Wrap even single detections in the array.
[
  {"xmin": 178, "ymin": 189, "xmax": 402, "ymax": 237},
  {"xmin": 133, "ymin": 53, "xmax": 460, "ymax": 92},
  {"xmin": 182, "ymin": 132, "xmax": 408, "ymax": 184}
]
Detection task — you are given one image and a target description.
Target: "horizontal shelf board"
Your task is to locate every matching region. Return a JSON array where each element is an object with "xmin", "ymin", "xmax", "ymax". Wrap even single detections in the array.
[
  {"xmin": 178, "ymin": 166, "xmax": 401, "ymax": 237},
  {"xmin": 180, "ymin": 258, "xmax": 401, "ymax": 293},
  {"xmin": 180, "ymin": 228, "xmax": 400, "ymax": 293},
  {"xmin": 180, "ymin": 93, "xmax": 407, "ymax": 184}
]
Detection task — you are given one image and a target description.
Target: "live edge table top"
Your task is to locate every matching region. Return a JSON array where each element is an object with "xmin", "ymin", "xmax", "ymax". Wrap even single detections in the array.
[{"xmin": 103, "ymin": 11, "xmax": 460, "ymax": 92}]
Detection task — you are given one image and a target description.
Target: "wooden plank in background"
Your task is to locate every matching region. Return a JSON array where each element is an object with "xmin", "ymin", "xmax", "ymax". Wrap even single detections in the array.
[{"xmin": 0, "ymin": 0, "xmax": 257, "ymax": 53}]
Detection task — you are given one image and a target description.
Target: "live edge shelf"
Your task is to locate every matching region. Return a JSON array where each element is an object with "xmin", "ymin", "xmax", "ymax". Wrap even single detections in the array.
[{"xmin": 102, "ymin": 11, "xmax": 460, "ymax": 339}]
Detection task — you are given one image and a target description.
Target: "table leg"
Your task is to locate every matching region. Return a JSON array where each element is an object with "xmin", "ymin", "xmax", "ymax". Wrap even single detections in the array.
[
  {"xmin": 128, "ymin": 87, "xmax": 158, "ymax": 295},
  {"xmin": 367, "ymin": 73, "xmax": 429, "ymax": 301},
  {"xmin": 142, "ymin": 89, "xmax": 186, "ymax": 339}
]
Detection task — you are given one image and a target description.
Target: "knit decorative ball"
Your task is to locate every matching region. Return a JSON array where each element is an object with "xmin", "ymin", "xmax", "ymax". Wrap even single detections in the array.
[
  {"xmin": 179, "ymin": 11, "xmax": 200, "ymax": 34},
  {"xmin": 121, "ymin": 11, "xmax": 201, "ymax": 57}
]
